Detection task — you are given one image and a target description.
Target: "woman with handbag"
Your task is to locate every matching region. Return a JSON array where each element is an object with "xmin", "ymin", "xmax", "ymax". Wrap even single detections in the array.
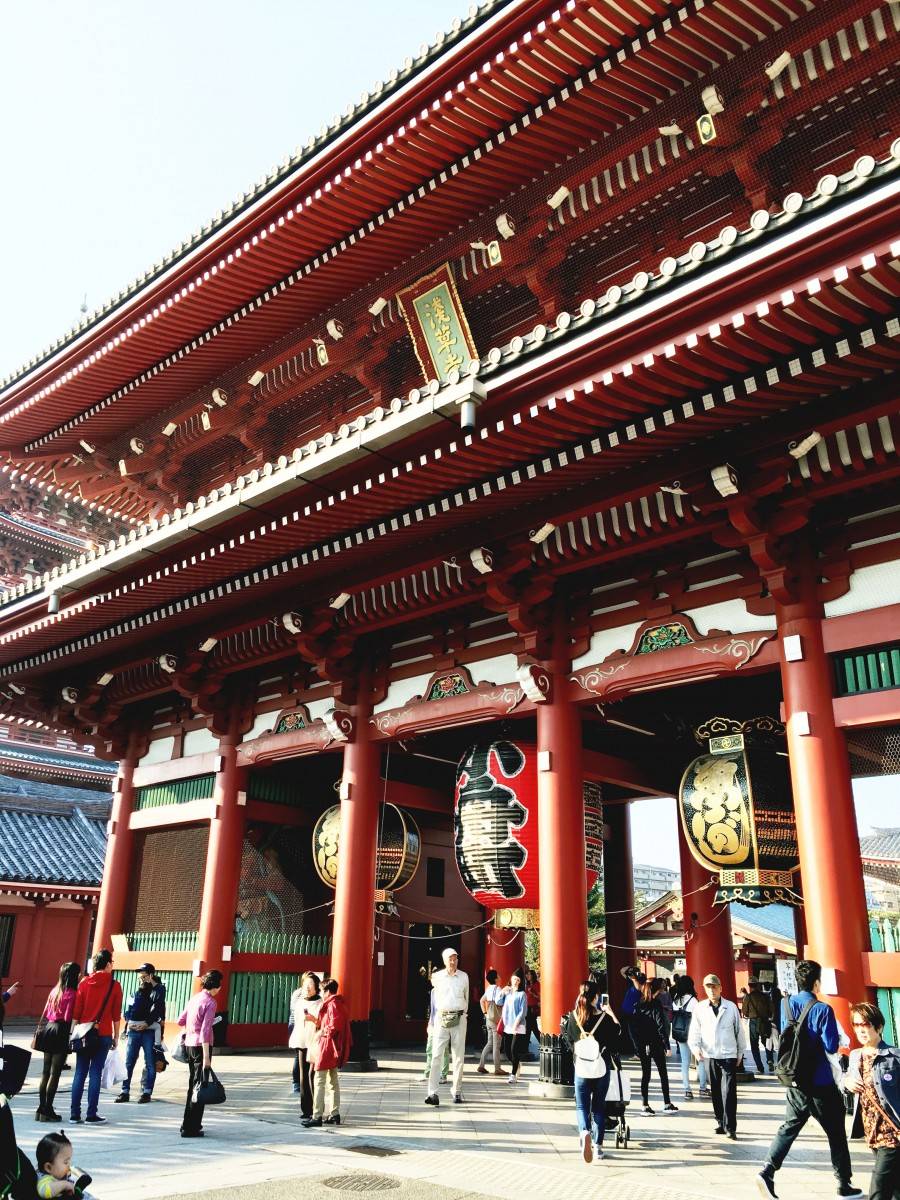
[
  {"xmin": 34, "ymin": 962, "xmax": 80, "ymax": 1122},
  {"xmin": 671, "ymin": 975, "xmax": 707, "ymax": 1101},
  {"xmin": 500, "ymin": 970, "xmax": 529, "ymax": 1084},
  {"xmin": 177, "ymin": 970, "xmax": 222, "ymax": 1139},
  {"xmin": 564, "ymin": 980, "xmax": 620, "ymax": 1163}
]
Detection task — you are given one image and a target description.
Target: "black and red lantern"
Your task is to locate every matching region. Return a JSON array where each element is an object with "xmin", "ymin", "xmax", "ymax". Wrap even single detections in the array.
[{"xmin": 453, "ymin": 739, "xmax": 602, "ymax": 913}]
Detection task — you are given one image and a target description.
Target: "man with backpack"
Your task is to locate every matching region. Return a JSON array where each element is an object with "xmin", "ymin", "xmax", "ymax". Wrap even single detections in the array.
[{"xmin": 756, "ymin": 960, "xmax": 863, "ymax": 1199}]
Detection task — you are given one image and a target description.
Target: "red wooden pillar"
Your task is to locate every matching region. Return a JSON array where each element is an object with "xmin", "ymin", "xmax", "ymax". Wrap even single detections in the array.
[
  {"xmin": 329, "ymin": 687, "xmax": 379, "ymax": 1067},
  {"xmin": 93, "ymin": 733, "xmax": 140, "ymax": 953},
  {"xmin": 678, "ymin": 828, "xmax": 736, "ymax": 999},
  {"xmin": 485, "ymin": 927, "xmax": 525, "ymax": 985},
  {"xmin": 195, "ymin": 719, "xmax": 247, "ymax": 1012},
  {"xmin": 537, "ymin": 603, "xmax": 588, "ymax": 1043},
  {"xmin": 604, "ymin": 801, "xmax": 636, "ymax": 1012},
  {"xmin": 77, "ymin": 904, "xmax": 95, "ymax": 971},
  {"xmin": 776, "ymin": 560, "xmax": 871, "ymax": 1031}
]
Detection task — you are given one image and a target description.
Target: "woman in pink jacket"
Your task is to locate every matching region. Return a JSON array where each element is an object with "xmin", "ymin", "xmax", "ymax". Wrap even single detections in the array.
[
  {"xmin": 177, "ymin": 970, "xmax": 222, "ymax": 1138},
  {"xmin": 301, "ymin": 979, "xmax": 351, "ymax": 1128}
]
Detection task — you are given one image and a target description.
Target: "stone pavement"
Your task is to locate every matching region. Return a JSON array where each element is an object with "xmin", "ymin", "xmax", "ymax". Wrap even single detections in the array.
[{"xmin": 3, "ymin": 1028, "xmax": 876, "ymax": 1200}]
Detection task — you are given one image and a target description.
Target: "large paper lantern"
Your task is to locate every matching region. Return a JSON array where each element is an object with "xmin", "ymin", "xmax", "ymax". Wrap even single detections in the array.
[
  {"xmin": 312, "ymin": 803, "xmax": 421, "ymax": 891},
  {"xmin": 679, "ymin": 720, "xmax": 800, "ymax": 905},
  {"xmin": 453, "ymin": 740, "xmax": 602, "ymax": 912}
]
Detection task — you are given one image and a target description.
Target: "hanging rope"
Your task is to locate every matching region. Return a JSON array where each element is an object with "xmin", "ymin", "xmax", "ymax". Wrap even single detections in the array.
[{"xmin": 377, "ymin": 915, "xmax": 497, "ymax": 940}]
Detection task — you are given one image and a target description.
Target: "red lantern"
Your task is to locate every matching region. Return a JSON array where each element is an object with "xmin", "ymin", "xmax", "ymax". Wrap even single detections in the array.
[{"xmin": 453, "ymin": 740, "xmax": 601, "ymax": 909}]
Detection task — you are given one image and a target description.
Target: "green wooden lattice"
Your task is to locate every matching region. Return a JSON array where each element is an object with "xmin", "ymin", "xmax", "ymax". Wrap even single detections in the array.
[
  {"xmin": 232, "ymin": 930, "xmax": 331, "ymax": 955},
  {"xmin": 835, "ymin": 644, "xmax": 900, "ymax": 697},
  {"xmin": 229, "ymin": 971, "xmax": 302, "ymax": 1024},
  {"xmin": 135, "ymin": 774, "xmax": 216, "ymax": 810},
  {"xmin": 114, "ymin": 969, "xmax": 194, "ymax": 1022},
  {"xmin": 125, "ymin": 930, "xmax": 198, "ymax": 952},
  {"xmin": 246, "ymin": 774, "xmax": 298, "ymax": 806}
]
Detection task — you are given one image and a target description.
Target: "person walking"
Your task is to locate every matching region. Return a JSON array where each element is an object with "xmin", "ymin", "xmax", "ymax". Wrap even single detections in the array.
[
  {"xmin": 115, "ymin": 963, "xmax": 166, "ymax": 1104},
  {"xmin": 525, "ymin": 969, "xmax": 541, "ymax": 1058},
  {"xmin": 289, "ymin": 972, "xmax": 322, "ymax": 1120},
  {"xmin": 177, "ymin": 969, "xmax": 222, "ymax": 1139},
  {"xmin": 69, "ymin": 949, "xmax": 122, "ymax": 1126},
  {"xmin": 756, "ymin": 960, "xmax": 862, "ymax": 1198},
  {"xmin": 501, "ymin": 970, "xmax": 529, "ymax": 1084},
  {"xmin": 635, "ymin": 978, "xmax": 678, "ymax": 1114},
  {"xmin": 34, "ymin": 962, "xmax": 80, "ymax": 1122},
  {"xmin": 424, "ymin": 947, "xmax": 469, "ymax": 1107},
  {"xmin": 844, "ymin": 1001, "xmax": 900, "ymax": 1200},
  {"xmin": 564, "ymin": 980, "xmax": 621, "ymax": 1164},
  {"xmin": 688, "ymin": 972, "xmax": 746, "ymax": 1140},
  {"xmin": 420, "ymin": 979, "xmax": 450, "ymax": 1084},
  {"xmin": 477, "ymin": 969, "xmax": 506, "ymax": 1076},
  {"xmin": 742, "ymin": 978, "xmax": 772, "ymax": 1076},
  {"xmin": 671, "ymin": 975, "xmax": 707, "ymax": 1101},
  {"xmin": 657, "ymin": 978, "xmax": 674, "ymax": 1049},
  {"xmin": 303, "ymin": 978, "xmax": 351, "ymax": 1128}
]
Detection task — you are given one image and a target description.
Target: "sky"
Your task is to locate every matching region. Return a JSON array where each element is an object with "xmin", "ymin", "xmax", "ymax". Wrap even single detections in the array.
[
  {"xmin": 0, "ymin": 0, "xmax": 469, "ymax": 379},
  {"xmin": 629, "ymin": 777, "xmax": 899, "ymax": 872}
]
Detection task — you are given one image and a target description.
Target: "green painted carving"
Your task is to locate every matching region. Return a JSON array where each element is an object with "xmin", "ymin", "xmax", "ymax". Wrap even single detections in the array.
[
  {"xmin": 427, "ymin": 672, "xmax": 469, "ymax": 700},
  {"xmin": 635, "ymin": 622, "xmax": 693, "ymax": 655}
]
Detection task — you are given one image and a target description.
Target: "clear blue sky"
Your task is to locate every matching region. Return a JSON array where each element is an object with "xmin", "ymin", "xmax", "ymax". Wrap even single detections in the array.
[{"xmin": 0, "ymin": 0, "xmax": 468, "ymax": 378}]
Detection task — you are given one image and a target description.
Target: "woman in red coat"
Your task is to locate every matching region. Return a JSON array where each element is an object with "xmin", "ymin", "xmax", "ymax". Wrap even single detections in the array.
[{"xmin": 301, "ymin": 979, "xmax": 351, "ymax": 1128}]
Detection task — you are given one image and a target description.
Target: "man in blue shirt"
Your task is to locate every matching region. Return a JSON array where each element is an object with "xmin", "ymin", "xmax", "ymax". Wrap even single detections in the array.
[{"xmin": 756, "ymin": 960, "xmax": 862, "ymax": 1199}]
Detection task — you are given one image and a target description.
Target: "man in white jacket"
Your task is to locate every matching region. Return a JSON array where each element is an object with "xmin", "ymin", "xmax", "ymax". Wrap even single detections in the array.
[
  {"xmin": 425, "ymin": 948, "xmax": 469, "ymax": 1107},
  {"xmin": 688, "ymin": 973, "xmax": 747, "ymax": 1140}
]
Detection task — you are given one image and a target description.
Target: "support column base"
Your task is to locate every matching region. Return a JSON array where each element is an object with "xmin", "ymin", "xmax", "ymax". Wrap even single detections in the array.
[
  {"xmin": 344, "ymin": 1018, "xmax": 378, "ymax": 1071},
  {"xmin": 528, "ymin": 1080, "xmax": 574, "ymax": 1100},
  {"xmin": 341, "ymin": 1058, "xmax": 379, "ymax": 1072},
  {"xmin": 538, "ymin": 1033, "xmax": 574, "ymax": 1086}
]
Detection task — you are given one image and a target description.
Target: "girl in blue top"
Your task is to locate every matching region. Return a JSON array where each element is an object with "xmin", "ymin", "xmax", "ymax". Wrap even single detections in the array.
[{"xmin": 501, "ymin": 970, "xmax": 529, "ymax": 1084}]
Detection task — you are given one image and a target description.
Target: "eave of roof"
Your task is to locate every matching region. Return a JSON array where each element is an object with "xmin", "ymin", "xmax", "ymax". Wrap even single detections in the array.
[{"xmin": 0, "ymin": 149, "xmax": 894, "ymax": 618}]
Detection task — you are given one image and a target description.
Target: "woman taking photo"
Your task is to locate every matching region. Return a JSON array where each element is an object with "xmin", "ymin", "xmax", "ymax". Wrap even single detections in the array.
[
  {"xmin": 34, "ymin": 962, "xmax": 80, "ymax": 1122},
  {"xmin": 636, "ymin": 977, "xmax": 678, "ymax": 1114},
  {"xmin": 177, "ymin": 969, "xmax": 222, "ymax": 1138},
  {"xmin": 501, "ymin": 970, "xmax": 529, "ymax": 1084},
  {"xmin": 671, "ymin": 975, "xmax": 707, "ymax": 1101},
  {"xmin": 564, "ymin": 980, "xmax": 620, "ymax": 1164},
  {"xmin": 289, "ymin": 972, "xmax": 322, "ymax": 1120},
  {"xmin": 844, "ymin": 1002, "xmax": 900, "ymax": 1200}
]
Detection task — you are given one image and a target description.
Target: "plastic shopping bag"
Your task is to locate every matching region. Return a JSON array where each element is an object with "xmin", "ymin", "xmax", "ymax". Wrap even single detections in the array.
[{"xmin": 101, "ymin": 1043, "xmax": 127, "ymax": 1090}]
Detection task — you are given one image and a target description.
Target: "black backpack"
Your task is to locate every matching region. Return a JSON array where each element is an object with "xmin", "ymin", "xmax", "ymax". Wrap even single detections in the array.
[{"xmin": 775, "ymin": 997, "xmax": 816, "ymax": 1087}]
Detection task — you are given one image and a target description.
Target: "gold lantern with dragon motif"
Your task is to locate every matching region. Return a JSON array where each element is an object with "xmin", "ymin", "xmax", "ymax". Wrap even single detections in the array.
[
  {"xmin": 678, "ymin": 717, "xmax": 800, "ymax": 906},
  {"xmin": 312, "ymin": 802, "xmax": 421, "ymax": 913}
]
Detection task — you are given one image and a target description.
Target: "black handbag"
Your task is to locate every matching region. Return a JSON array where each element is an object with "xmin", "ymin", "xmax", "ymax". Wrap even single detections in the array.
[
  {"xmin": 33, "ymin": 1020, "xmax": 65, "ymax": 1054},
  {"xmin": 0, "ymin": 1043, "xmax": 32, "ymax": 1097},
  {"xmin": 194, "ymin": 1067, "xmax": 226, "ymax": 1106}
]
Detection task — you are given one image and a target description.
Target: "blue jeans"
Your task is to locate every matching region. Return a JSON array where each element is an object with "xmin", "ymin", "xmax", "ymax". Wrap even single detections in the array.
[
  {"xmin": 122, "ymin": 1029, "xmax": 156, "ymax": 1095},
  {"xmin": 71, "ymin": 1035, "xmax": 112, "ymax": 1119},
  {"xmin": 575, "ymin": 1071, "xmax": 611, "ymax": 1146},
  {"xmin": 677, "ymin": 1039, "xmax": 707, "ymax": 1091}
]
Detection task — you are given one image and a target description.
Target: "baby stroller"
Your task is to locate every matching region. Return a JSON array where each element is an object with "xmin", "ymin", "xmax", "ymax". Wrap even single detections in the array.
[{"xmin": 604, "ymin": 1054, "xmax": 632, "ymax": 1148}]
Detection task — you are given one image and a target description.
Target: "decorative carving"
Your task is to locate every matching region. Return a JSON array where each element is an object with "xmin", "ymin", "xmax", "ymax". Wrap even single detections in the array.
[
  {"xmin": 634, "ymin": 621, "xmax": 694, "ymax": 655},
  {"xmin": 273, "ymin": 704, "xmax": 311, "ymax": 735},
  {"xmin": 697, "ymin": 636, "xmax": 771, "ymax": 670},
  {"xmin": 372, "ymin": 678, "xmax": 527, "ymax": 740},
  {"xmin": 426, "ymin": 671, "xmax": 470, "ymax": 701},
  {"xmin": 322, "ymin": 708, "xmax": 355, "ymax": 743},
  {"xmin": 239, "ymin": 716, "xmax": 351, "ymax": 766},
  {"xmin": 693, "ymin": 715, "xmax": 785, "ymax": 747},
  {"xmin": 515, "ymin": 660, "xmax": 552, "ymax": 704}
]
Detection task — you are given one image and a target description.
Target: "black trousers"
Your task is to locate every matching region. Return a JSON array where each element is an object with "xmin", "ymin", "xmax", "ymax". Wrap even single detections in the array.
[
  {"xmin": 39, "ymin": 1050, "xmax": 67, "ymax": 1112},
  {"xmin": 748, "ymin": 1019, "xmax": 766, "ymax": 1074},
  {"xmin": 638, "ymin": 1039, "xmax": 671, "ymax": 1104},
  {"xmin": 708, "ymin": 1057, "xmax": 738, "ymax": 1133},
  {"xmin": 295, "ymin": 1048, "xmax": 315, "ymax": 1118},
  {"xmin": 504, "ymin": 1032, "xmax": 528, "ymax": 1075},
  {"xmin": 182, "ymin": 1046, "xmax": 210, "ymax": 1134},
  {"xmin": 765, "ymin": 1083, "xmax": 852, "ymax": 1185},
  {"xmin": 869, "ymin": 1145, "xmax": 900, "ymax": 1200}
]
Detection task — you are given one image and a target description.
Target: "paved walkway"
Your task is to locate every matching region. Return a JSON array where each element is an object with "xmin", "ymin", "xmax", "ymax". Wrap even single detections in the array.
[{"xmin": 3, "ymin": 1028, "xmax": 876, "ymax": 1200}]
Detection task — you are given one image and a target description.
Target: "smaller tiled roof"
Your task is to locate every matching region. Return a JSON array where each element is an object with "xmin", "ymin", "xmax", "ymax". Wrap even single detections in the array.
[
  {"xmin": 860, "ymin": 828, "xmax": 900, "ymax": 864},
  {"xmin": 0, "ymin": 774, "xmax": 108, "ymax": 885},
  {"xmin": 0, "ymin": 741, "xmax": 116, "ymax": 778},
  {"xmin": 730, "ymin": 903, "xmax": 796, "ymax": 943}
]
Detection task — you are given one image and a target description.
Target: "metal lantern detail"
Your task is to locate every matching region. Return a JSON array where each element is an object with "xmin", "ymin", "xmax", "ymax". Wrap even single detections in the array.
[
  {"xmin": 312, "ymin": 802, "xmax": 421, "ymax": 892},
  {"xmin": 678, "ymin": 725, "xmax": 800, "ymax": 906},
  {"xmin": 453, "ymin": 740, "xmax": 602, "ymax": 917}
]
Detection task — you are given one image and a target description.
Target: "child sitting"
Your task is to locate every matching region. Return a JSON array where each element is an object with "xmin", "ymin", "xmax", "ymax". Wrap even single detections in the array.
[{"xmin": 35, "ymin": 1131, "xmax": 94, "ymax": 1199}]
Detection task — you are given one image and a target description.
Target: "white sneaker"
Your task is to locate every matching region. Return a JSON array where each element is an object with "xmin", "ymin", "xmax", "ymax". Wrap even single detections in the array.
[
  {"xmin": 593, "ymin": 1145, "xmax": 604, "ymax": 1161},
  {"xmin": 580, "ymin": 1131, "xmax": 593, "ymax": 1164}
]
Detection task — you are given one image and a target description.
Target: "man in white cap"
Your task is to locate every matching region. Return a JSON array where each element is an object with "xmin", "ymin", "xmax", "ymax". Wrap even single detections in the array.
[{"xmin": 424, "ymin": 948, "xmax": 469, "ymax": 1106}]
